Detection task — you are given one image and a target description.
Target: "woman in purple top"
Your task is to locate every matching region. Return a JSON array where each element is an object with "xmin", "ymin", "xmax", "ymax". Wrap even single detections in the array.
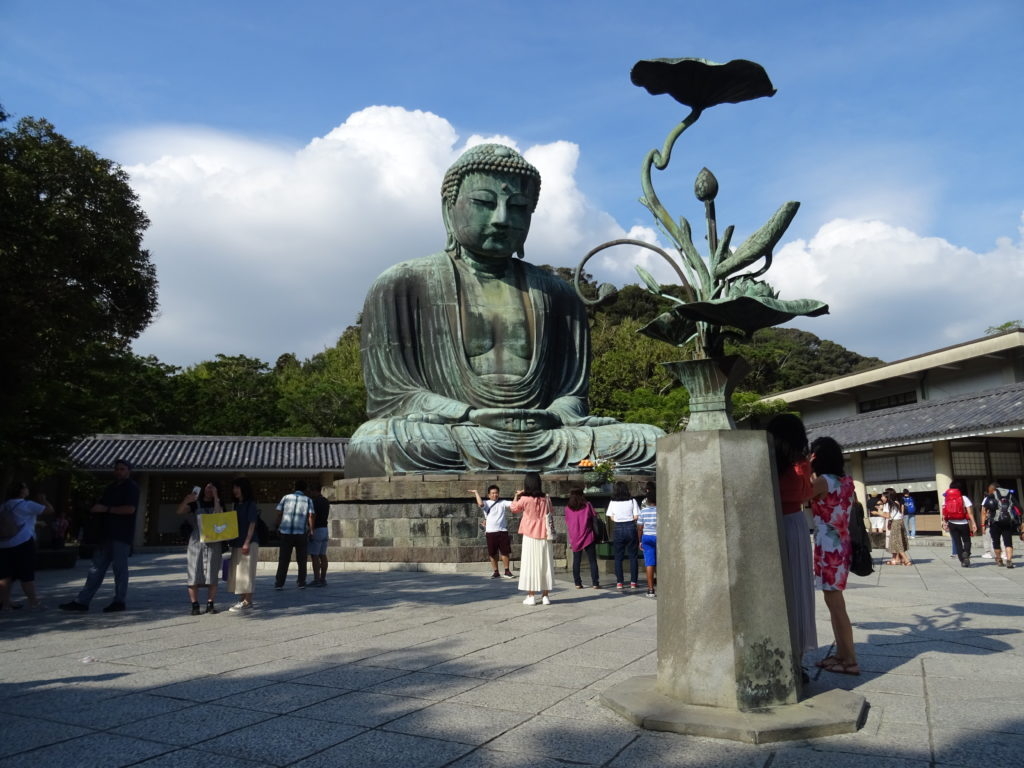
[{"xmin": 564, "ymin": 487, "xmax": 600, "ymax": 589}]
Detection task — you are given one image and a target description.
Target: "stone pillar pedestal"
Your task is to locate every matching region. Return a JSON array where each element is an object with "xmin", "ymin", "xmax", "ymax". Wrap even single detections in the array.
[{"xmin": 601, "ymin": 430, "xmax": 867, "ymax": 744}]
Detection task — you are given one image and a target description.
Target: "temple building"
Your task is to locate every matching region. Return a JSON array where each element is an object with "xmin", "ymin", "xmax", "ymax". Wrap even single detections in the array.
[{"xmin": 765, "ymin": 330, "xmax": 1024, "ymax": 532}]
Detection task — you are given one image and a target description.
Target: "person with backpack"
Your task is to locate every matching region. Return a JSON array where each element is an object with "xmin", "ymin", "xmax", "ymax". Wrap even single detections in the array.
[
  {"xmin": 942, "ymin": 481, "xmax": 976, "ymax": 568},
  {"xmin": 901, "ymin": 489, "xmax": 918, "ymax": 539},
  {"xmin": 980, "ymin": 483, "xmax": 1022, "ymax": 569},
  {"xmin": 227, "ymin": 477, "xmax": 262, "ymax": 612},
  {"xmin": 0, "ymin": 481, "xmax": 54, "ymax": 610}
]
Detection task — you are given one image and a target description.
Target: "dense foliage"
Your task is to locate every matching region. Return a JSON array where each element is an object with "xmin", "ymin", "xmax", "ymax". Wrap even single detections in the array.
[{"xmin": 1, "ymin": 113, "xmax": 158, "ymax": 477}]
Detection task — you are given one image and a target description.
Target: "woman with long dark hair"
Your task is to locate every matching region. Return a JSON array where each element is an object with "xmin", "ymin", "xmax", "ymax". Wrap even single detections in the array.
[
  {"xmin": 766, "ymin": 414, "xmax": 817, "ymax": 664},
  {"xmin": 564, "ymin": 487, "xmax": 600, "ymax": 590},
  {"xmin": 809, "ymin": 436, "xmax": 859, "ymax": 676},
  {"xmin": 510, "ymin": 472, "xmax": 555, "ymax": 605},
  {"xmin": 605, "ymin": 481, "xmax": 640, "ymax": 590},
  {"xmin": 176, "ymin": 481, "xmax": 222, "ymax": 615},
  {"xmin": 227, "ymin": 477, "xmax": 260, "ymax": 612}
]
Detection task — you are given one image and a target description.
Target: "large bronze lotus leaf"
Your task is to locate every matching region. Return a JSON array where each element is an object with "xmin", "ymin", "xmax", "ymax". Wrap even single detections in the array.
[
  {"xmin": 650, "ymin": 295, "xmax": 829, "ymax": 338},
  {"xmin": 630, "ymin": 58, "xmax": 776, "ymax": 110},
  {"xmin": 638, "ymin": 310, "xmax": 699, "ymax": 348}
]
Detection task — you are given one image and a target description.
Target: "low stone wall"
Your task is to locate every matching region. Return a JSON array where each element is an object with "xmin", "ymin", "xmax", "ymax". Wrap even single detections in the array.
[{"xmin": 304, "ymin": 472, "xmax": 654, "ymax": 571}]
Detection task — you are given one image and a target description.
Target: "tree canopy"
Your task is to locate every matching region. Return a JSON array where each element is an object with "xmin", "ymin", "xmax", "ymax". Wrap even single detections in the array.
[{"xmin": 1, "ymin": 115, "xmax": 158, "ymax": 476}]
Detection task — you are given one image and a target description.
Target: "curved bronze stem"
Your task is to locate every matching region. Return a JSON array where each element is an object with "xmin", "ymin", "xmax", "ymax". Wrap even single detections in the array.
[{"xmin": 573, "ymin": 238, "xmax": 696, "ymax": 305}]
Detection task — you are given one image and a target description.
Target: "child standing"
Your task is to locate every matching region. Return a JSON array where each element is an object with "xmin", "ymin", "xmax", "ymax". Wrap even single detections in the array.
[{"xmin": 636, "ymin": 488, "xmax": 657, "ymax": 598}]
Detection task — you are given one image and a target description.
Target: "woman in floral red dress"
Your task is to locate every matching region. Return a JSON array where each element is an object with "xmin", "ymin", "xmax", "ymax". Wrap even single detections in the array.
[{"xmin": 809, "ymin": 436, "xmax": 859, "ymax": 676}]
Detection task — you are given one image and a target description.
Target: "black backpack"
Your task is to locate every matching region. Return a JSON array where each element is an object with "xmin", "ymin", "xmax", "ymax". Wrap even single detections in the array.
[
  {"xmin": 990, "ymin": 490, "xmax": 1022, "ymax": 526},
  {"xmin": 848, "ymin": 499, "xmax": 874, "ymax": 577}
]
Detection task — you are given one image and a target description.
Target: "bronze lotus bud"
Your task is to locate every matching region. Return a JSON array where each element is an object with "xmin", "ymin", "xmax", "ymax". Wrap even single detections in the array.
[{"xmin": 694, "ymin": 167, "xmax": 718, "ymax": 202}]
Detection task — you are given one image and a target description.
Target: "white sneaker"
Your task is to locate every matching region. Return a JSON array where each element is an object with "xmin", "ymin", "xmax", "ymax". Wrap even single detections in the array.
[
  {"xmin": 541, "ymin": 595, "xmax": 551, "ymax": 605},
  {"xmin": 982, "ymin": 552, "xmax": 995, "ymax": 559},
  {"xmin": 228, "ymin": 600, "xmax": 252, "ymax": 613},
  {"xmin": 522, "ymin": 596, "xmax": 537, "ymax": 606}
]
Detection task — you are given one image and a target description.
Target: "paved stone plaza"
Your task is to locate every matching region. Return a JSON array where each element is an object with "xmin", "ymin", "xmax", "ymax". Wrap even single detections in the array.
[{"xmin": 1, "ymin": 541, "xmax": 1022, "ymax": 767}]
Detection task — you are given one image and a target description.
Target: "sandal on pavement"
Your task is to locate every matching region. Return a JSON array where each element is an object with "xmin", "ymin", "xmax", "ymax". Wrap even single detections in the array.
[
  {"xmin": 815, "ymin": 655, "xmax": 841, "ymax": 668},
  {"xmin": 821, "ymin": 660, "xmax": 860, "ymax": 676}
]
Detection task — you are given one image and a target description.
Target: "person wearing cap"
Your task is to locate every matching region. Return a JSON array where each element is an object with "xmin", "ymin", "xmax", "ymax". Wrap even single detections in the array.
[{"xmin": 59, "ymin": 459, "xmax": 140, "ymax": 613}]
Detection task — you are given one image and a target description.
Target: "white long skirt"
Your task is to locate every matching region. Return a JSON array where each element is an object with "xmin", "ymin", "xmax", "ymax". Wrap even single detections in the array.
[
  {"xmin": 782, "ymin": 512, "xmax": 817, "ymax": 655},
  {"xmin": 518, "ymin": 536, "xmax": 555, "ymax": 592},
  {"xmin": 227, "ymin": 544, "xmax": 259, "ymax": 595}
]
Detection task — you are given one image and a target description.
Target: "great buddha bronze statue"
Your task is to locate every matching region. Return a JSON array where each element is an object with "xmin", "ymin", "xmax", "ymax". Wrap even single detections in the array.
[{"xmin": 345, "ymin": 144, "xmax": 664, "ymax": 477}]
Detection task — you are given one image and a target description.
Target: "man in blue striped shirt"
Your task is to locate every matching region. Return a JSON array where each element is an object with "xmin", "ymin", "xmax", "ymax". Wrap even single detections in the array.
[{"xmin": 274, "ymin": 480, "xmax": 314, "ymax": 590}]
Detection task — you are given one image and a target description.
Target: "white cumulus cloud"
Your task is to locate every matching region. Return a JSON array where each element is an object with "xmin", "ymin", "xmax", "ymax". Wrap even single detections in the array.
[
  {"xmin": 770, "ymin": 216, "xmax": 1024, "ymax": 361},
  {"xmin": 116, "ymin": 106, "xmax": 1024, "ymax": 369},
  {"xmin": 119, "ymin": 107, "xmax": 641, "ymax": 367}
]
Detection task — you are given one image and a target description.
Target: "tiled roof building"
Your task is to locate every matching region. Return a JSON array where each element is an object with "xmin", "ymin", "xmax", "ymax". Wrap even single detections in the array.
[{"xmin": 763, "ymin": 330, "xmax": 1024, "ymax": 533}]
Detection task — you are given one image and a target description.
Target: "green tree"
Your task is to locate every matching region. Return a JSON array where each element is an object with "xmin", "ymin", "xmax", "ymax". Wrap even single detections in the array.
[
  {"xmin": 986, "ymin": 320, "xmax": 1023, "ymax": 335},
  {"xmin": 177, "ymin": 355, "xmax": 279, "ymax": 435},
  {"xmin": 726, "ymin": 327, "xmax": 882, "ymax": 395},
  {"xmin": 0, "ymin": 114, "xmax": 157, "ymax": 477},
  {"xmin": 275, "ymin": 326, "xmax": 367, "ymax": 436}
]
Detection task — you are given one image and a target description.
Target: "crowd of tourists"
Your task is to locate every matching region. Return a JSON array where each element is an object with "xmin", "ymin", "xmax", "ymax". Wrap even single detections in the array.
[{"xmin": 474, "ymin": 476, "xmax": 658, "ymax": 605}]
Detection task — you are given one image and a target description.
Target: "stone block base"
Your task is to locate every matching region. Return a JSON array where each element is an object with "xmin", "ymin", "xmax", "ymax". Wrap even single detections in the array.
[
  {"xmin": 323, "ymin": 472, "xmax": 652, "ymax": 570},
  {"xmin": 601, "ymin": 675, "xmax": 867, "ymax": 744}
]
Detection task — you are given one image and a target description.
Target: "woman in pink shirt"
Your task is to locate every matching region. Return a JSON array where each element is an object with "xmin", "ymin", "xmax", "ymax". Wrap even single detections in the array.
[
  {"xmin": 510, "ymin": 472, "xmax": 555, "ymax": 605},
  {"xmin": 564, "ymin": 487, "xmax": 600, "ymax": 590}
]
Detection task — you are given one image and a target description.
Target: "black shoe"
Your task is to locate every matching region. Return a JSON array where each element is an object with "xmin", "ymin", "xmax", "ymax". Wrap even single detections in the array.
[
  {"xmin": 103, "ymin": 601, "xmax": 126, "ymax": 613},
  {"xmin": 962, "ymin": 557, "xmax": 971, "ymax": 568},
  {"xmin": 59, "ymin": 601, "xmax": 88, "ymax": 612},
  {"xmin": 274, "ymin": 585, "xmax": 284, "ymax": 590},
  {"xmin": 191, "ymin": 603, "xmax": 201, "ymax": 615},
  {"xmin": 205, "ymin": 602, "xmax": 218, "ymax": 614},
  {"xmin": 490, "ymin": 571, "xmax": 501, "ymax": 579},
  {"xmin": 297, "ymin": 583, "xmax": 306, "ymax": 590},
  {"xmin": 1007, "ymin": 561, "xmax": 1015, "ymax": 569}
]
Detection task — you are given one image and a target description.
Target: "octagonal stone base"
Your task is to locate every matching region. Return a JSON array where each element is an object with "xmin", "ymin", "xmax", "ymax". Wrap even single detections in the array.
[{"xmin": 602, "ymin": 676, "xmax": 868, "ymax": 744}]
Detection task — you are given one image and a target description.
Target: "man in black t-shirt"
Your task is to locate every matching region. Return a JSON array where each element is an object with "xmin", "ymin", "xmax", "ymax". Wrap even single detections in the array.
[
  {"xmin": 60, "ymin": 459, "xmax": 140, "ymax": 613},
  {"xmin": 308, "ymin": 486, "xmax": 331, "ymax": 587}
]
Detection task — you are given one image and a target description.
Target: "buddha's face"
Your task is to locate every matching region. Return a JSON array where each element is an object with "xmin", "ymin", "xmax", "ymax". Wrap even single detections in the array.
[{"xmin": 451, "ymin": 171, "xmax": 534, "ymax": 260}]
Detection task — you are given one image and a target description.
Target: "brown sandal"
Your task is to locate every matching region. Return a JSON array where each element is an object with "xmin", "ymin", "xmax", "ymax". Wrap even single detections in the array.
[{"xmin": 821, "ymin": 659, "xmax": 860, "ymax": 676}]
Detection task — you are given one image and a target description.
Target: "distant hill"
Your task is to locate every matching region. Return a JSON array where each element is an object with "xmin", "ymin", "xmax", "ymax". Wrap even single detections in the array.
[{"xmin": 727, "ymin": 327, "xmax": 884, "ymax": 396}]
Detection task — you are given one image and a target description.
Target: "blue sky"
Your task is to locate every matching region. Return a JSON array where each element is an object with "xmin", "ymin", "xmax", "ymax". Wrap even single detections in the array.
[{"xmin": 3, "ymin": 0, "xmax": 1023, "ymax": 367}]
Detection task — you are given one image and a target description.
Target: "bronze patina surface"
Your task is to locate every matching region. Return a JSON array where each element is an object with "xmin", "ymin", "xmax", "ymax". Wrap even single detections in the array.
[{"xmin": 346, "ymin": 144, "xmax": 663, "ymax": 476}]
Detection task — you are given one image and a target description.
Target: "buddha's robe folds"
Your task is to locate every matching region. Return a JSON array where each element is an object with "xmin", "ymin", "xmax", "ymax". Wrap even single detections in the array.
[{"xmin": 345, "ymin": 253, "xmax": 664, "ymax": 477}]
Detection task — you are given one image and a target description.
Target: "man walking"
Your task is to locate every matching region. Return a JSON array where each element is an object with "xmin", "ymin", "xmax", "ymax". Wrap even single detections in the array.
[
  {"xmin": 308, "ymin": 485, "xmax": 330, "ymax": 587},
  {"xmin": 60, "ymin": 459, "xmax": 139, "ymax": 613},
  {"xmin": 274, "ymin": 480, "xmax": 314, "ymax": 590}
]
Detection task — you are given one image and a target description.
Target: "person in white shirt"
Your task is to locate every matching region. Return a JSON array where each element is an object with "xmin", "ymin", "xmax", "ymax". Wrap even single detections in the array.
[
  {"xmin": 473, "ymin": 486, "xmax": 514, "ymax": 579},
  {"xmin": 881, "ymin": 489, "xmax": 911, "ymax": 566}
]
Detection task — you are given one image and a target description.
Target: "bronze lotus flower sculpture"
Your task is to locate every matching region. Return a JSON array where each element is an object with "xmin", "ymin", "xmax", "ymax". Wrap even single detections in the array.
[{"xmin": 576, "ymin": 58, "xmax": 828, "ymax": 361}]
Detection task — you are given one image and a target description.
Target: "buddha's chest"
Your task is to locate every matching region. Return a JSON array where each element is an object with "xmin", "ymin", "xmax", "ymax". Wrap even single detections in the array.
[{"xmin": 456, "ymin": 268, "xmax": 532, "ymax": 375}]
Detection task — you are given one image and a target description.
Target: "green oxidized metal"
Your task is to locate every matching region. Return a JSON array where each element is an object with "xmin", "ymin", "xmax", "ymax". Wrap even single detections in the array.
[{"xmin": 575, "ymin": 58, "xmax": 829, "ymax": 429}]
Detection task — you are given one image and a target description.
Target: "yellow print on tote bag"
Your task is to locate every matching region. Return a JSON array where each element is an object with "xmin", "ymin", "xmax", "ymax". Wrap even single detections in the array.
[{"xmin": 198, "ymin": 510, "xmax": 239, "ymax": 543}]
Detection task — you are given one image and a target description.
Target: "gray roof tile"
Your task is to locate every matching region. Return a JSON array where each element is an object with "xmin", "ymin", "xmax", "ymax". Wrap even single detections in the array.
[
  {"xmin": 69, "ymin": 434, "xmax": 348, "ymax": 472},
  {"xmin": 806, "ymin": 383, "xmax": 1024, "ymax": 451}
]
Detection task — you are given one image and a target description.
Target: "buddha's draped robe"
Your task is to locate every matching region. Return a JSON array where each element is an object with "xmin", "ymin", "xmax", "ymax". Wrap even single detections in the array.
[{"xmin": 345, "ymin": 253, "xmax": 663, "ymax": 477}]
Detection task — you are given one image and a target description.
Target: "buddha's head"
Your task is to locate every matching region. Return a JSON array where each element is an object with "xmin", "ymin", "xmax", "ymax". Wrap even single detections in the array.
[{"xmin": 442, "ymin": 144, "xmax": 541, "ymax": 261}]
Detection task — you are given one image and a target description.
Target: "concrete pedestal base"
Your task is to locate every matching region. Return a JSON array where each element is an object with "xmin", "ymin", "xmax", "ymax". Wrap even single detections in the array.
[
  {"xmin": 599, "ymin": 429, "xmax": 867, "ymax": 743},
  {"xmin": 601, "ymin": 676, "xmax": 867, "ymax": 744}
]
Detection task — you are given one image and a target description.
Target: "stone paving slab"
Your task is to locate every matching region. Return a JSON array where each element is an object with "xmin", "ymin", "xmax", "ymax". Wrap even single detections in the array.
[{"xmin": 0, "ymin": 550, "xmax": 1022, "ymax": 767}]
